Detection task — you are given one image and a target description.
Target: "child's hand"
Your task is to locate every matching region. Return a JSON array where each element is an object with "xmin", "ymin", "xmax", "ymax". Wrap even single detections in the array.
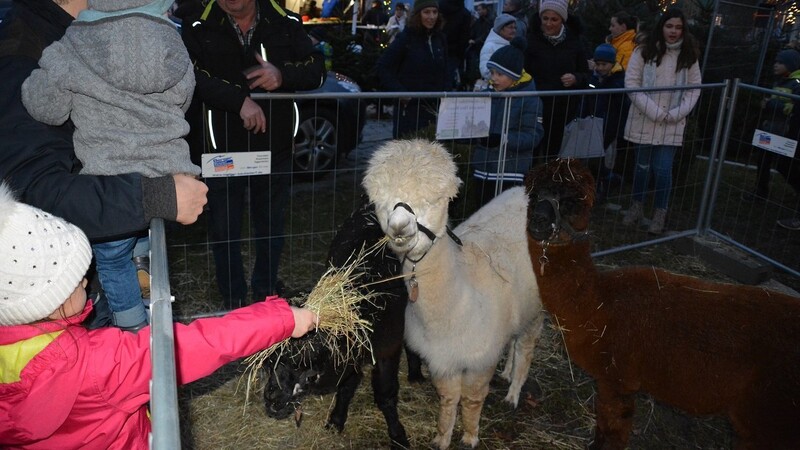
[{"xmin": 290, "ymin": 307, "xmax": 319, "ymax": 338}]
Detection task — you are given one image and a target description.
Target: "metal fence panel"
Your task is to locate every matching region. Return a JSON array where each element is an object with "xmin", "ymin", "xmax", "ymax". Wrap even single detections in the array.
[{"xmin": 150, "ymin": 82, "xmax": 798, "ymax": 446}]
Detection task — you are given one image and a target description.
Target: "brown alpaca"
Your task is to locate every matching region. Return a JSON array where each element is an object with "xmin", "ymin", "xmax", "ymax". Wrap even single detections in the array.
[{"xmin": 524, "ymin": 159, "xmax": 800, "ymax": 450}]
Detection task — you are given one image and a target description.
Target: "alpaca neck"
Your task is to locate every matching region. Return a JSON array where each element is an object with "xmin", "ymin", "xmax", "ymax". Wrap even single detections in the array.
[
  {"xmin": 529, "ymin": 239, "xmax": 603, "ymax": 326},
  {"xmin": 402, "ymin": 236, "xmax": 458, "ymax": 314}
]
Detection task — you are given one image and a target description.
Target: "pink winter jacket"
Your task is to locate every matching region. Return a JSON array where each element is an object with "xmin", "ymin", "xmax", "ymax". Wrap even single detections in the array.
[{"xmin": 0, "ymin": 296, "xmax": 295, "ymax": 449}]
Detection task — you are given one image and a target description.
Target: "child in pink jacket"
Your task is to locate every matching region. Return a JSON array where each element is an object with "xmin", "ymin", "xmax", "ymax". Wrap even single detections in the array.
[{"xmin": 0, "ymin": 182, "xmax": 319, "ymax": 449}]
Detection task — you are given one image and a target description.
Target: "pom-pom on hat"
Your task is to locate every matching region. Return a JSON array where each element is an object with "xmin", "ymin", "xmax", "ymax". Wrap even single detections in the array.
[
  {"xmin": 493, "ymin": 14, "xmax": 516, "ymax": 34},
  {"xmin": 539, "ymin": 0, "xmax": 568, "ymax": 21},
  {"xmin": 776, "ymin": 49, "xmax": 800, "ymax": 73},
  {"xmin": 0, "ymin": 184, "xmax": 92, "ymax": 326},
  {"xmin": 412, "ymin": 0, "xmax": 438, "ymax": 15},
  {"xmin": 487, "ymin": 36, "xmax": 527, "ymax": 81},
  {"xmin": 593, "ymin": 43, "xmax": 617, "ymax": 63}
]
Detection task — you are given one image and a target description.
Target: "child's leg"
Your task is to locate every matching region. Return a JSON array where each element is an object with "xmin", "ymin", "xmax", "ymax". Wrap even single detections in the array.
[{"xmin": 93, "ymin": 237, "xmax": 148, "ymax": 329}]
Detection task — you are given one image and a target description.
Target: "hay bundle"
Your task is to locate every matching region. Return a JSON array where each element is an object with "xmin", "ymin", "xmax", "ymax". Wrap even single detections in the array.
[{"xmin": 242, "ymin": 241, "xmax": 393, "ymax": 401}]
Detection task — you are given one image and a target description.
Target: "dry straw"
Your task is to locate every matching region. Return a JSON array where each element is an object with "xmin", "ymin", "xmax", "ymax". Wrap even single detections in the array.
[{"xmin": 241, "ymin": 240, "xmax": 396, "ymax": 405}]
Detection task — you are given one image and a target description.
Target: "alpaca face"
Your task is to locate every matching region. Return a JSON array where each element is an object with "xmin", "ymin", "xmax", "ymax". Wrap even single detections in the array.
[
  {"xmin": 363, "ymin": 139, "xmax": 462, "ymax": 259},
  {"xmin": 263, "ymin": 335, "xmax": 337, "ymax": 421},
  {"xmin": 524, "ymin": 159, "xmax": 595, "ymax": 242},
  {"xmin": 374, "ymin": 197, "xmax": 450, "ymax": 259}
]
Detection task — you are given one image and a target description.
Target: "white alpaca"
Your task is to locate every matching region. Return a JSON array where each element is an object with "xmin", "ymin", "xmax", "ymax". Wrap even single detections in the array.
[{"xmin": 362, "ymin": 139, "xmax": 544, "ymax": 449}]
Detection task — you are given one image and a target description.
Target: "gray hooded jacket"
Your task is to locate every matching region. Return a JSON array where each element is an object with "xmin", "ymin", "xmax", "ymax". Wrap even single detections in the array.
[{"xmin": 21, "ymin": 11, "xmax": 200, "ymax": 177}]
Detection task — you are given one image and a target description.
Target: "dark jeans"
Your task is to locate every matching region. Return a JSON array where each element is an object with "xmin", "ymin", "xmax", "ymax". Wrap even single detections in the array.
[
  {"xmin": 92, "ymin": 236, "xmax": 148, "ymax": 328},
  {"xmin": 206, "ymin": 164, "xmax": 291, "ymax": 309}
]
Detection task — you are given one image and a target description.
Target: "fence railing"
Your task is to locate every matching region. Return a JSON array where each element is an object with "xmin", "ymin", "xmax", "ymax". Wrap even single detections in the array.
[{"xmin": 149, "ymin": 80, "xmax": 800, "ymax": 446}]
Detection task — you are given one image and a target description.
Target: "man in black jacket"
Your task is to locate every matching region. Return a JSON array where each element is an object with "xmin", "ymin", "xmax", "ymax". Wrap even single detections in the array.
[
  {"xmin": 182, "ymin": 0, "xmax": 325, "ymax": 308},
  {"xmin": 0, "ymin": 0, "xmax": 207, "ymax": 241}
]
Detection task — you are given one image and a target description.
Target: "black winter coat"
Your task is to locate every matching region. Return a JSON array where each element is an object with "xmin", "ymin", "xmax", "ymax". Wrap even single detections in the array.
[
  {"xmin": 439, "ymin": 0, "xmax": 472, "ymax": 63},
  {"xmin": 376, "ymin": 27, "xmax": 452, "ymax": 93},
  {"xmin": 0, "ymin": 0, "xmax": 164, "ymax": 241},
  {"xmin": 182, "ymin": 0, "xmax": 325, "ymax": 164},
  {"xmin": 524, "ymin": 17, "xmax": 590, "ymax": 92},
  {"xmin": 580, "ymin": 69, "xmax": 628, "ymax": 148}
]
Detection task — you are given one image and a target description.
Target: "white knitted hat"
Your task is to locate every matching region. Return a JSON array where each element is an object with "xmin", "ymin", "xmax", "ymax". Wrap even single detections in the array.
[{"xmin": 0, "ymin": 184, "xmax": 92, "ymax": 326}]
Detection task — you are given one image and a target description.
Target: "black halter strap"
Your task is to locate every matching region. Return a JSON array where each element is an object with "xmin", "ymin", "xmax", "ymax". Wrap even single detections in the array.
[
  {"xmin": 538, "ymin": 196, "xmax": 590, "ymax": 244},
  {"xmin": 393, "ymin": 202, "xmax": 462, "ymax": 246}
]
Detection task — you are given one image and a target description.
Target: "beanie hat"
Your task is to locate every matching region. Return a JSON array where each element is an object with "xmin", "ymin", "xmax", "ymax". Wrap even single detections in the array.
[
  {"xmin": 0, "ymin": 184, "xmax": 92, "ymax": 326},
  {"xmin": 487, "ymin": 36, "xmax": 527, "ymax": 81},
  {"xmin": 539, "ymin": 0, "xmax": 568, "ymax": 21},
  {"xmin": 593, "ymin": 43, "xmax": 617, "ymax": 63},
  {"xmin": 412, "ymin": 0, "xmax": 438, "ymax": 15},
  {"xmin": 776, "ymin": 49, "xmax": 800, "ymax": 73},
  {"xmin": 493, "ymin": 14, "xmax": 516, "ymax": 34}
]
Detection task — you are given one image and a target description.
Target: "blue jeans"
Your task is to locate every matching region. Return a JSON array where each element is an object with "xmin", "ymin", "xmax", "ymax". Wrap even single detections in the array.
[
  {"xmin": 93, "ymin": 237, "xmax": 147, "ymax": 328},
  {"xmin": 207, "ymin": 166, "xmax": 291, "ymax": 309},
  {"xmin": 631, "ymin": 144, "xmax": 677, "ymax": 210}
]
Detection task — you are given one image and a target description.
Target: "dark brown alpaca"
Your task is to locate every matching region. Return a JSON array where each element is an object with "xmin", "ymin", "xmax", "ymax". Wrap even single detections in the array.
[{"xmin": 524, "ymin": 159, "xmax": 800, "ymax": 450}]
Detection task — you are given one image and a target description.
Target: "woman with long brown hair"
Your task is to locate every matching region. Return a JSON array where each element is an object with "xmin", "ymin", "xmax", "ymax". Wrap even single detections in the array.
[{"xmin": 621, "ymin": 7, "xmax": 701, "ymax": 234}]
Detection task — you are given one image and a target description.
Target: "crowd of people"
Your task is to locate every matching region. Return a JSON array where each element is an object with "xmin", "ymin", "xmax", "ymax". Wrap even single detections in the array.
[
  {"xmin": 371, "ymin": 0, "xmax": 798, "ymax": 233},
  {"xmin": 0, "ymin": 0, "xmax": 799, "ymax": 447}
]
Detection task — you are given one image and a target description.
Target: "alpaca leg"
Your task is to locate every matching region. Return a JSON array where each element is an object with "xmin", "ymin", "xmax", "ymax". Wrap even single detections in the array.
[
  {"xmin": 430, "ymin": 374, "xmax": 462, "ymax": 450},
  {"xmin": 590, "ymin": 381, "xmax": 635, "ymax": 450},
  {"xmin": 504, "ymin": 314, "xmax": 544, "ymax": 407},
  {"xmin": 405, "ymin": 344, "xmax": 425, "ymax": 383},
  {"xmin": 326, "ymin": 365, "xmax": 363, "ymax": 432},
  {"xmin": 372, "ymin": 351, "xmax": 409, "ymax": 449},
  {"xmin": 499, "ymin": 341, "xmax": 514, "ymax": 382},
  {"xmin": 460, "ymin": 366, "xmax": 495, "ymax": 448}
]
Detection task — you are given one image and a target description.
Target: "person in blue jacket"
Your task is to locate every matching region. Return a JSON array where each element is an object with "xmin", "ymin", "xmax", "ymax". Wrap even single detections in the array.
[
  {"xmin": 580, "ymin": 43, "xmax": 629, "ymax": 202},
  {"xmin": 471, "ymin": 36, "xmax": 544, "ymax": 204},
  {"xmin": 376, "ymin": 0, "xmax": 453, "ymax": 139}
]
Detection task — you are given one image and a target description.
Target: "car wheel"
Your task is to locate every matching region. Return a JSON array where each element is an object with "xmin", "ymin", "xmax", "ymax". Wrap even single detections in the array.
[{"xmin": 293, "ymin": 107, "xmax": 338, "ymax": 176}]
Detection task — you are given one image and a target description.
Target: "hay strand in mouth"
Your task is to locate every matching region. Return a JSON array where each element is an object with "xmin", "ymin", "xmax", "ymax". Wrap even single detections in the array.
[{"xmin": 241, "ymin": 241, "xmax": 389, "ymax": 406}]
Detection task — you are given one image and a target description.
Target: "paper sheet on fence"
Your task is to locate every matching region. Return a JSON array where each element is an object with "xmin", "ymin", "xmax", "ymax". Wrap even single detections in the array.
[
  {"xmin": 201, "ymin": 151, "xmax": 272, "ymax": 178},
  {"xmin": 435, "ymin": 98, "xmax": 491, "ymax": 139},
  {"xmin": 751, "ymin": 129, "xmax": 797, "ymax": 158}
]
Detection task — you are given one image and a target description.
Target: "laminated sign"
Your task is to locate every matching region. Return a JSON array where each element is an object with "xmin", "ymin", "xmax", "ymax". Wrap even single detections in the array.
[
  {"xmin": 751, "ymin": 129, "xmax": 797, "ymax": 158},
  {"xmin": 201, "ymin": 151, "xmax": 272, "ymax": 178},
  {"xmin": 436, "ymin": 97, "xmax": 491, "ymax": 140}
]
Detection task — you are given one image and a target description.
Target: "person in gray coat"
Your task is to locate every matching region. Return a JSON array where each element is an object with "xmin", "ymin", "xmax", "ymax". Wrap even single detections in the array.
[{"xmin": 21, "ymin": 0, "xmax": 200, "ymax": 332}]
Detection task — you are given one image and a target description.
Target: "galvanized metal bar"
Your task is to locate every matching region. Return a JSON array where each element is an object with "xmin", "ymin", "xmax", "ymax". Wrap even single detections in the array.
[
  {"xmin": 696, "ymin": 78, "xmax": 733, "ymax": 233},
  {"xmin": 148, "ymin": 218, "xmax": 181, "ymax": 450}
]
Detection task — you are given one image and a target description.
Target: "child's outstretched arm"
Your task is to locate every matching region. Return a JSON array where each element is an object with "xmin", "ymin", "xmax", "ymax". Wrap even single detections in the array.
[{"xmin": 21, "ymin": 41, "xmax": 74, "ymax": 126}]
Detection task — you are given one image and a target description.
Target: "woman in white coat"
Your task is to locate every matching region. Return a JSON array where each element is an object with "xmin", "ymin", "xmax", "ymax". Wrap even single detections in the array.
[{"xmin": 621, "ymin": 7, "xmax": 701, "ymax": 234}]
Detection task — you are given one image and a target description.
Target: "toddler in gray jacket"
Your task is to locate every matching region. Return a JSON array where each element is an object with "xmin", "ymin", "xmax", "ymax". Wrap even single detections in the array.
[{"xmin": 21, "ymin": 0, "xmax": 200, "ymax": 331}]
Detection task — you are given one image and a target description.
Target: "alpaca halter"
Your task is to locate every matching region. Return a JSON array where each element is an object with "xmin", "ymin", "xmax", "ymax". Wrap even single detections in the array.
[
  {"xmin": 393, "ymin": 202, "xmax": 462, "ymax": 302},
  {"xmin": 533, "ymin": 195, "xmax": 590, "ymax": 276}
]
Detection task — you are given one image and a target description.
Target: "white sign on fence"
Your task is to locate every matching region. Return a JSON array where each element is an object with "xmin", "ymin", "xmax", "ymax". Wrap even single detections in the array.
[
  {"xmin": 751, "ymin": 129, "xmax": 797, "ymax": 158},
  {"xmin": 201, "ymin": 151, "xmax": 272, "ymax": 178},
  {"xmin": 435, "ymin": 97, "xmax": 491, "ymax": 140}
]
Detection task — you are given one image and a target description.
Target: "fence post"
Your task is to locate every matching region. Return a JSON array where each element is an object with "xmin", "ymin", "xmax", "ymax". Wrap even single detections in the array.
[
  {"xmin": 149, "ymin": 218, "xmax": 181, "ymax": 450},
  {"xmin": 494, "ymin": 96, "xmax": 513, "ymax": 197},
  {"xmin": 701, "ymin": 78, "xmax": 741, "ymax": 234},
  {"xmin": 701, "ymin": 0, "xmax": 720, "ymax": 80},
  {"xmin": 754, "ymin": 6, "xmax": 776, "ymax": 85}
]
